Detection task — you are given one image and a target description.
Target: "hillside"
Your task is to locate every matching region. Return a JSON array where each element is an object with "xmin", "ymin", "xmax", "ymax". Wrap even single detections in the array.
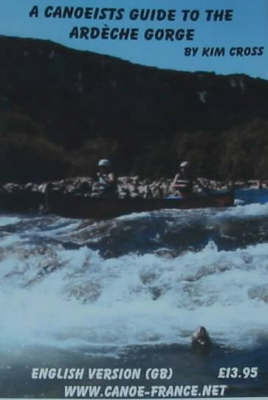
[{"xmin": 0, "ymin": 35, "xmax": 268, "ymax": 182}]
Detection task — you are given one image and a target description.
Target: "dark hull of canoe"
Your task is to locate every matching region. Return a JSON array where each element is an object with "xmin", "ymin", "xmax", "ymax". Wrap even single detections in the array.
[
  {"xmin": 47, "ymin": 190, "xmax": 234, "ymax": 220},
  {"xmin": 0, "ymin": 191, "xmax": 44, "ymax": 213}
]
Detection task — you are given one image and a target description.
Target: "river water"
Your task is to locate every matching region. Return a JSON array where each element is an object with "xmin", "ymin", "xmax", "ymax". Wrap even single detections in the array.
[{"xmin": 0, "ymin": 189, "xmax": 268, "ymax": 397}]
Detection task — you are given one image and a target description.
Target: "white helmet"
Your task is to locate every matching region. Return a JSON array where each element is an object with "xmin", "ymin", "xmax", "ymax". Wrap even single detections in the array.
[
  {"xmin": 180, "ymin": 161, "xmax": 189, "ymax": 168},
  {"xmin": 98, "ymin": 159, "xmax": 111, "ymax": 167}
]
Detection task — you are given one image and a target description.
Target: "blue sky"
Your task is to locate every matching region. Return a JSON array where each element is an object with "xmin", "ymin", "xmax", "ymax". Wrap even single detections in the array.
[{"xmin": 1, "ymin": 0, "xmax": 267, "ymax": 79}]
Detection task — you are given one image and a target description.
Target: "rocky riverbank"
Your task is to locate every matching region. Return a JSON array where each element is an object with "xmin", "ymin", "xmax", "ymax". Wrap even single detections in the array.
[{"xmin": 0, "ymin": 176, "xmax": 265, "ymax": 214}]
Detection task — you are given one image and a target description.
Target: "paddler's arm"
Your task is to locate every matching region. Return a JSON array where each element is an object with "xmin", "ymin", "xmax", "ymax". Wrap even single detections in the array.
[
  {"xmin": 194, "ymin": 177, "xmax": 210, "ymax": 192},
  {"xmin": 98, "ymin": 172, "xmax": 116, "ymax": 185},
  {"xmin": 107, "ymin": 172, "xmax": 116, "ymax": 185},
  {"xmin": 171, "ymin": 173, "xmax": 180, "ymax": 189}
]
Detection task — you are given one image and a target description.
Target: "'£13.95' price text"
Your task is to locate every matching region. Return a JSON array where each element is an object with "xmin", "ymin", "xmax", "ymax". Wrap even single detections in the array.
[{"xmin": 218, "ymin": 367, "xmax": 258, "ymax": 379}]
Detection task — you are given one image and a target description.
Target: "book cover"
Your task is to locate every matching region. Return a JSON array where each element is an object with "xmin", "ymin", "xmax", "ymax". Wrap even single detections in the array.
[{"xmin": 0, "ymin": 0, "xmax": 267, "ymax": 399}]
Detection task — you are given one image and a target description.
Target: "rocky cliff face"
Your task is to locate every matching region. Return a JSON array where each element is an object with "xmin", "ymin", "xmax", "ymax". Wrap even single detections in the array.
[{"xmin": 0, "ymin": 36, "xmax": 268, "ymax": 180}]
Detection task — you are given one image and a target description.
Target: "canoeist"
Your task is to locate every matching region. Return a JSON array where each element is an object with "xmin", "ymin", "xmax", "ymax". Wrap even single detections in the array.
[
  {"xmin": 96, "ymin": 159, "xmax": 117, "ymax": 198},
  {"xmin": 191, "ymin": 326, "xmax": 212, "ymax": 351},
  {"xmin": 171, "ymin": 161, "xmax": 208, "ymax": 198},
  {"xmin": 171, "ymin": 161, "xmax": 194, "ymax": 197}
]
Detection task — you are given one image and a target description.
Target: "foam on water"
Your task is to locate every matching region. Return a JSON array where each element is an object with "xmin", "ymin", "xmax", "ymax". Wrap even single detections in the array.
[
  {"xmin": 0, "ymin": 216, "xmax": 21, "ymax": 227},
  {"xmin": 116, "ymin": 211, "xmax": 151, "ymax": 221},
  {"xmin": 1, "ymin": 201, "xmax": 268, "ymax": 355},
  {"xmin": 221, "ymin": 202, "xmax": 268, "ymax": 218},
  {"xmin": 1, "ymin": 220, "xmax": 268, "ymax": 354}
]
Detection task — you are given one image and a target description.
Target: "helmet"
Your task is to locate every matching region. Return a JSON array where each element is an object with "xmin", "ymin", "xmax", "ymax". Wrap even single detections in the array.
[
  {"xmin": 98, "ymin": 159, "xmax": 110, "ymax": 167},
  {"xmin": 180, "ymin": 161, "xmax": 189, "ymax": 168}
]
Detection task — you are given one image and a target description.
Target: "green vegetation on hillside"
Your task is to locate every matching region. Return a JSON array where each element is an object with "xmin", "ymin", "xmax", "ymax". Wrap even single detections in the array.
[
  {"xmin": 0, "ymin": 111, "xmax": 268, "ymax": 183},
  {"xmin": 0, "ymin": 36, "xmax": 268, "ymax": 183}
]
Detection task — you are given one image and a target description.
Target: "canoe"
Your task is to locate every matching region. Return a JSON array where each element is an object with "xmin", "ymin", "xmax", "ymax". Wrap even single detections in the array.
[
  {"xmin": 46, "ymin": 189, "xmax": 234, "ymax": 219},
  {"xmin": 0, "ymin": 190, "xmax": 44, "ymax": 212}
]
